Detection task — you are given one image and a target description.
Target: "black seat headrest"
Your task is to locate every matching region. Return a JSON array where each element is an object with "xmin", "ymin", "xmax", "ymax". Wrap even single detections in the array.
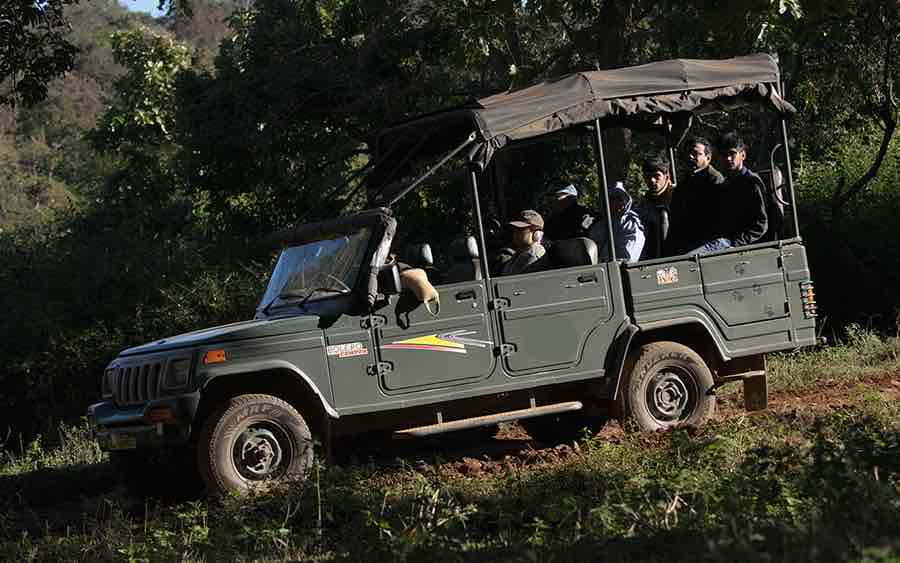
[
  {"xmin": 451, "ymin": 236, "xmax": 480, "ymax": 259},
  {"xmin": 551, "ymin": 237, "xmax": 598, "ymax": 267},
  {"xmin": 402, "ymin": 243, "xmax": 434, "ymax": 268}
]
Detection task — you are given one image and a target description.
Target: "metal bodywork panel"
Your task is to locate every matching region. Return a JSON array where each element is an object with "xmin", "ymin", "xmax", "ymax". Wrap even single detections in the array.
[
  {"xmin": 374, "ymin": 281, "xmax": 495, "ymax": 392},
  {"xmin": 627, "ymin": 241, "xmax": 817, "ymax": 359},
  {"xmin": 493, "ymin": 264, "xmax": 614, "ymax": 373},
  {"xmin": 120, "ymin": 315, "xmax": 323, "ymax": 357},
  {"xmin": 196, "ymin": 332, "xmax": 337, "ymax": 418}
]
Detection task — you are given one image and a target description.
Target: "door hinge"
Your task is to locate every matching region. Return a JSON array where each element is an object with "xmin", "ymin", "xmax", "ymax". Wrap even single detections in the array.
[
  {"xmin": 495, "ymin": 343, "xmax": 517, "ymax": 357},
  {"xmin": 360, "ymin": 315, "xmax": 387, "ymax": 330},
  {"xmin": 366, "ymin": 361, "xmax": 393, "ymax": 377},
  {"xmin": 490, "ymin": 297, "xmax": 511, "ymax": 311}
]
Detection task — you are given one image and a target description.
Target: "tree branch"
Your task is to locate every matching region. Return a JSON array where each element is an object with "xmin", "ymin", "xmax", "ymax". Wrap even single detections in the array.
[{"xmin": 834, "ymin": 109, "xmax": 897, "ymax": 211}]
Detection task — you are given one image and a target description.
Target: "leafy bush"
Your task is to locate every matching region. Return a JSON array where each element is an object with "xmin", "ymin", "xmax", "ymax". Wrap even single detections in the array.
[{"xmin": 0, "ymin": 203, "xmax": 269, "ymax": 443}]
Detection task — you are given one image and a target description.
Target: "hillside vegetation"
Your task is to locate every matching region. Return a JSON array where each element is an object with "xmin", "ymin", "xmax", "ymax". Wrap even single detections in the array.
[{"xmin": 0, "ymin": 0, "xmax": 897, "ymax": 472}]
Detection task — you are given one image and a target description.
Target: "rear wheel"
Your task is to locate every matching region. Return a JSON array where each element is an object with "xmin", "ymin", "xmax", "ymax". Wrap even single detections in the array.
[
  {"xmin": 197, "ymin": 394, "xmax": 314, "ymax": 496},
  {"xmin": 620, "ymin": 342, "xmax": 715, "ymax": 431}
]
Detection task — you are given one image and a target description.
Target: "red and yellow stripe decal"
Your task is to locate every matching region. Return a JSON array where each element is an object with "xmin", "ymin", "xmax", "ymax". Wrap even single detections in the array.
[{"xmin": 383, "ymin": 334, "xmax": 467, "ymax": 354}]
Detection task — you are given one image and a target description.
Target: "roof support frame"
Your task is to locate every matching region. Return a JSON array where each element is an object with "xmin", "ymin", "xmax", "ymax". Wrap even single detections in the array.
[
  {"xmin": 592, "ymin": 119, "xmax": 617, "ymax": 263},
  {"xmin": 386, "ymin": 132, "xmax": 477, "ymax": 207},
  {"xmin": 775, "ymin": 81, "xmax": 801, "ymax": 239}
]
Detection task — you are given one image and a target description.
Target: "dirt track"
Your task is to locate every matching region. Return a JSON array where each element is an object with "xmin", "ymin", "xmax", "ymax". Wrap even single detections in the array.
[
  {"xmin": 3, "ymin": 370, "xmax": 897, "ymax": 536},
  {"xmin": 335, "ymin": 370, "xmax": 900, "ymax": 481}
]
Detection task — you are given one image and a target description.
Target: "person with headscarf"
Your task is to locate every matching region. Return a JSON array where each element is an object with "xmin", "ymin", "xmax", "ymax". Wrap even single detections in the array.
[{"xmin": 589, "ymin": 182, "xmax": 645, "ymax": 264}]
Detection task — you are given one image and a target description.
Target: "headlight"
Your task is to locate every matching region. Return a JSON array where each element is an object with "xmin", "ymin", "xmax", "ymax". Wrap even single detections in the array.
[
  {"xmin": 164, "ymin": 358, "xmax": 191, "ymax": 389},
  {"xmin": 101, "ymin": 368, "xmax": 117, "ymax": 398}
]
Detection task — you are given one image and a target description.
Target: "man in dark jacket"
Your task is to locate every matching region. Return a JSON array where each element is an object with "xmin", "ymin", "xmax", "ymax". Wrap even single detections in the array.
[
  {"xmin": 637, "ymin": 155, "xmax": 675, "ymax": 259},
  {"xmin": 666, "ymin": 137, "xmax": 725, "ymax": 255},
  {"xmin": 686, "ymin": 133, "xmax": 768, "ymax": 254},
  {"xmin": 544, "ymin": 184, "xmax": 597, "ymax": 242}
]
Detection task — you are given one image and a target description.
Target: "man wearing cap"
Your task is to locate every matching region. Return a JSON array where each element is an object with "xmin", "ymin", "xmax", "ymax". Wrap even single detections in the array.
[
  {"xmin": 501, "ymin": 210, "xmax": 546, "ymax": 275},
  {"xmin": 544, "ymin": 184, "xmax": 597, "ymax": 242}
]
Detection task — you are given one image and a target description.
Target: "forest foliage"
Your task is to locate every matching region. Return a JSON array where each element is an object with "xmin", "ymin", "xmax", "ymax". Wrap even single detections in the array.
[{"xmin": 0, "ymin": 0, "xmax": 898, "ymax": 439}]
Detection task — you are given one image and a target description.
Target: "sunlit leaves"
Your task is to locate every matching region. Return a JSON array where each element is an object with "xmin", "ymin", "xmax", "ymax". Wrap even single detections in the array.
[
  {"xmin": 0, "ymin": 0, "xmax": 79, "ymax": 107},
  {"xmin": 92, "ymin": 29, "xmax": 191, "ymax": 150}
]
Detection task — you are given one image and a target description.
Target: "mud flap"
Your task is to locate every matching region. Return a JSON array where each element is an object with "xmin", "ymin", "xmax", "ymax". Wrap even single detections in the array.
[{"xmin": 743, "ymin": 372, "xmax": 768, "ymax": 411}]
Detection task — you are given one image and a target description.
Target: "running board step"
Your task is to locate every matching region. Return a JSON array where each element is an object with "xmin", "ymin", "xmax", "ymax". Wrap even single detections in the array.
[{"xmin": 392, "ymin": 401, "xmax": 583, "ymax": 439}]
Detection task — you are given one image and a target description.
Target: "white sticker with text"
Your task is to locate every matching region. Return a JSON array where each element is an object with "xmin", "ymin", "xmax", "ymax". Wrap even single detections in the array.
[
  {"xmin": 326, "ymin": 342, "xmax": 369, "ymax": 358},
  {"xmin": 656, "ymin": 266, "xmax": 679, "ymax": 285}
]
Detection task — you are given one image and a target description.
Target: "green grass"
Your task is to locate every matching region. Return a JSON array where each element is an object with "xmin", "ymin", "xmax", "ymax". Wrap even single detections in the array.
[
  {"xmin": 765, "ymin": 324, "xmax": 900, "ymax": 393},
  {"xmin": 1, "ymin": 331, "xmax": 899, "ymax": 562}
]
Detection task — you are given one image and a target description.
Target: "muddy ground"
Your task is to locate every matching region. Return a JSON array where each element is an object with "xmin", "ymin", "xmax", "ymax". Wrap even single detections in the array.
[{"xmin": 2, "ymin": 370, "xmax": 898, "ymax": 537}]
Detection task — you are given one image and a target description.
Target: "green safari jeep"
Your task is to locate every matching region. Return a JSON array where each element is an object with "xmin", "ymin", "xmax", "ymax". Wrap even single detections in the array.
[{"xmin": 88, "ymin": 54, "xmax": 819, "ymax": 495}]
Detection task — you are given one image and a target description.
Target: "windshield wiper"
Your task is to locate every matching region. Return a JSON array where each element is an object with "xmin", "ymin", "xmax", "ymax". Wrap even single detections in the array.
[
  {"xmin": 260, "ymin": 289, "xmax": 307, "ymax": 317},
  {"xmin": 260, "ymin": 286, "xmax": 350, "ymax": 317},
  {"xmin": 296, "ymin": 287, "xmax": 348, "ymax": 309}
]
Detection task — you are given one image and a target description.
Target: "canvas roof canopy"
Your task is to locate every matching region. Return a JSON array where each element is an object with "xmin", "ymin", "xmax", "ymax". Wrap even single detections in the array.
[{"xmin": 373, "ymin": 53, "xmax": 794, "ymax": 186}]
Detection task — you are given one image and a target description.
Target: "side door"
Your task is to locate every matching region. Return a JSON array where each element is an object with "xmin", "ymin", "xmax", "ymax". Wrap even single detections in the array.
[
  {"xmin": 322, "ymin": 313, "xmax": 386, "ymax": 412},
  {"xmin": 492, "ymin": 262, "xmax": 615, "ymax": 374},
  {"xmin": 372, "ymin": 278, "xmax": 496, "ymax": 393}
]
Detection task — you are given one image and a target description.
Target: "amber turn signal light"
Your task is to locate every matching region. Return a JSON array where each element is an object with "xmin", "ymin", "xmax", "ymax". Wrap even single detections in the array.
[
  {"xmin": 146, "ymin": 406, "xmax": 174, "ymax": 424},
  {"xmin": 203, "ymin": 349, "xmax": 227, "ymax": 365}
]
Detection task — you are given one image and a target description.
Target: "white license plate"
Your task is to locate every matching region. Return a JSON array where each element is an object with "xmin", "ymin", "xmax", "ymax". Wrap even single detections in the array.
[{"xmin": 109, "ymin": 433, "xmax": 137, "ymax": 450}]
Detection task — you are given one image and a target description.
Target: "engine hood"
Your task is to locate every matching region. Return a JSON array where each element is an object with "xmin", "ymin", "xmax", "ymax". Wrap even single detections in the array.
[{"xmin": 119, "ymin": 315, "xmax": 323, "ymax": 357}]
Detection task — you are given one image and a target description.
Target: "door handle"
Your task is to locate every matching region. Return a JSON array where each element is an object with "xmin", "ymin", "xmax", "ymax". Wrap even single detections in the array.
[
  {"xmin": 455, "ymin": 290, "xmax": 476, "ymax": 301},
  {"xmin": 577, "ymin": 274, "xmax": 598, "ymax": 284}
]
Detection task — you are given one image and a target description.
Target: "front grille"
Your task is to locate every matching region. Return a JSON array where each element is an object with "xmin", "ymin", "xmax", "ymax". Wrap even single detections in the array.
[{"xmin": 114, "ymin": 362, "xmax": 163, "ymax": 406}]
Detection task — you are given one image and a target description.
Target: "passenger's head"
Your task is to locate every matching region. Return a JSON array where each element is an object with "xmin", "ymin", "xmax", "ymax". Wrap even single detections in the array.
[
  {"xmin": 718, "ymin": 132, "xmax": 747, "ymax": 173},
  {"xmin": 508, "ymin": 210, "xmax": 544, "ymax": 250},
  {"xmin": 608, "ymin": 182, "xmax": 631, "ymax": 217},
  {"xmin": 687, "ymin": 137, "xmax": 713, "ymax": 171},
  {"xmin": 549, "ymin": 184, "xmax": 578, "ymax": 215},
  {"xmin": 642, "ymin": 155, "xmax": 672, "ymax": 195}
]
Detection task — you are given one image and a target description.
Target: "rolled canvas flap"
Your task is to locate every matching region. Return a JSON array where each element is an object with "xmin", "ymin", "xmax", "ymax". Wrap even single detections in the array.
[{"xmin": 399, "ymin": 268, "xmax": 440, "ymax": 316}]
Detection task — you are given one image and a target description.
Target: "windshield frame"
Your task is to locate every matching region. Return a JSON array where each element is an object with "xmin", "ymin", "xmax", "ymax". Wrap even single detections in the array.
[{"xmin": 258, "ymin": 208, "xmax": 397, "ymax": 318}]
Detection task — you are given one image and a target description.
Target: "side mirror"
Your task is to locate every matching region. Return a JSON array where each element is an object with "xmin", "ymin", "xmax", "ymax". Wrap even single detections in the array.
[{"xmin": 377, "ymin": 263, "xmax": 402, "ymax": 296}]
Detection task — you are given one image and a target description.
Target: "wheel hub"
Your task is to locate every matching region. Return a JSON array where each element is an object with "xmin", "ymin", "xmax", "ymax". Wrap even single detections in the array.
[
  {"xmin": 234, "ymin": 426, "xmax": 285, "ymax": 480},
  {"xmin": 647, "ymin": 369, "xmax": 695, "ymax": 423}
]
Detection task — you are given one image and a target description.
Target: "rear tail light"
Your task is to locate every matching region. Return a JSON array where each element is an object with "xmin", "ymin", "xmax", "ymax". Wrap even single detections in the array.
[{"xmin": 800, "ymin": 281, "xmax": 817, "ymax": 318}]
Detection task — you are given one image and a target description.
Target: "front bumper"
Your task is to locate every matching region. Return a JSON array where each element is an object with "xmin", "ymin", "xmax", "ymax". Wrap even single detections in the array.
[{"xmin": 87, "ymin": 392, "xmax": 201, "ymax": 451}]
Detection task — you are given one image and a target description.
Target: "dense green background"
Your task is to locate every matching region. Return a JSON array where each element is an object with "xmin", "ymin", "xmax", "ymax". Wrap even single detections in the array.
[{"xmin": 0, "ymin": 0, "xmax": 898, "ymax": 440}]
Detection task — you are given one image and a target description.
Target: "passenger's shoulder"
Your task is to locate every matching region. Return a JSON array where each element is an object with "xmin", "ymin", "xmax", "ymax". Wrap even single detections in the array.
[
  {"xmin": 745, "ymin": 169, "xmax": 766, "ymax": 190},
  {"xmin": 707, "ymin": 166, "xmax": 725, "ymax": 183}
]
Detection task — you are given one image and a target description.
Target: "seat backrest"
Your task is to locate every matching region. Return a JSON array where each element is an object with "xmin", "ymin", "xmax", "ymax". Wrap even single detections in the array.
[
  {"xmin": 404, "ymin": 242, "xmax": 434, "ymax": 269},
  {"xmin": 551, "ymin": 237, "xmax": 598, "ymax": 267},
  {"xmin": 444, "ymin": 235, "xmax": 482, "ymax": 282}
]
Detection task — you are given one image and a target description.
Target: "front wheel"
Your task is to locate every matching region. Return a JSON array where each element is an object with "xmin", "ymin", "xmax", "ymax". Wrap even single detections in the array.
[
  {"xmin": 619, "ymin": 342, "xmax": 715, "ymax": 431},
  {"xmin": 197, "ymin": 394, "xmax": 314, "ymax": 496}
]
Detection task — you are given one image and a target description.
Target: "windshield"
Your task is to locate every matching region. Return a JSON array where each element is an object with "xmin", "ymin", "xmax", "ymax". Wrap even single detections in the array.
[{"xmin": 258, "ymin": 228, "xmax": 372, "ymax": 312}]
